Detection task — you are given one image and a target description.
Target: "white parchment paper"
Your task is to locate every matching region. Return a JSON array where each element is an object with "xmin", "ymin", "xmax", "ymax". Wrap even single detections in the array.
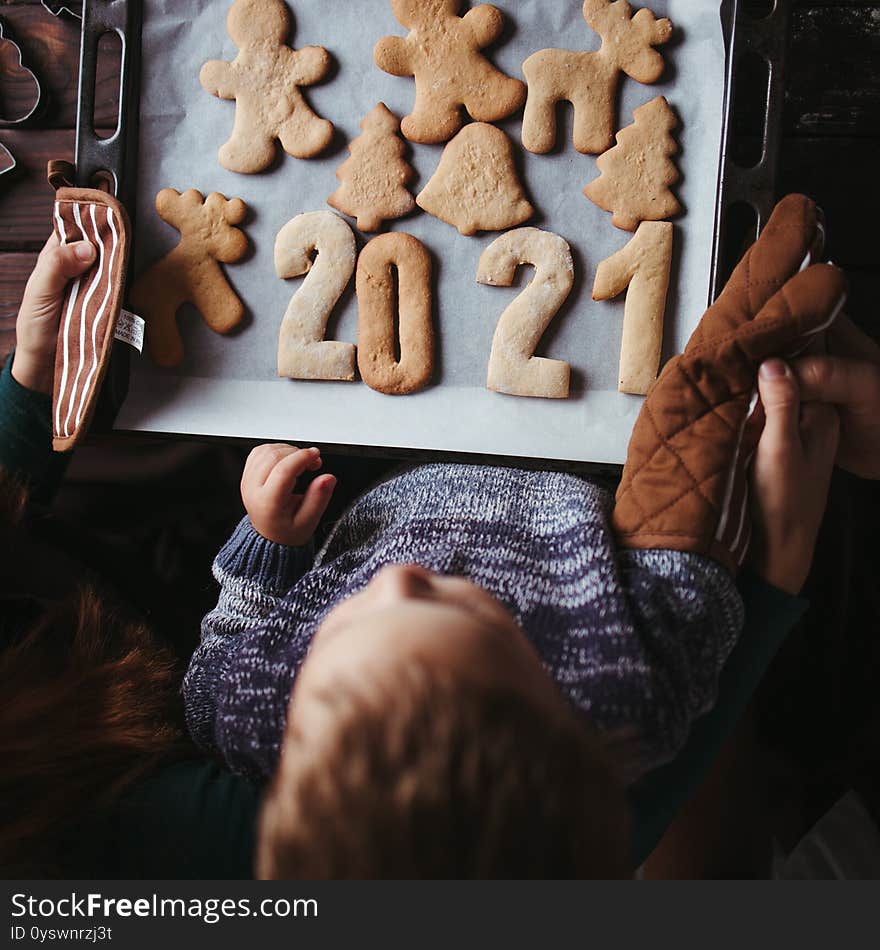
[{"xmin": 116, "ymin": 0, "xmax": 726, "ymax": 465}]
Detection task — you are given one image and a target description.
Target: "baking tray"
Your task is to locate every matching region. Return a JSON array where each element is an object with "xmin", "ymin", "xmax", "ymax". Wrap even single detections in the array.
[{"xmin": 76, "ymin": 0, "xmax": 791, "ymax": 468}]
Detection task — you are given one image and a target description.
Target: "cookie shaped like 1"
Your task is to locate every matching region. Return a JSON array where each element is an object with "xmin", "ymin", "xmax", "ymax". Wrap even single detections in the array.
[
  {"xmin": 417, "ymin": 124, "xmax": 533, "ymax": 237},
  {"xmin": 328, "ymin": 103, "xmax": 416, "ymax": 232},
  {"xmin": 357, "ymin": 233, "xmax": 434, "ymax": 396},
  {"xmin": 374, "ymin": 0, "xmax": 526, "ymax": 145},
  {"xmin": 522, "ymin": 0, "xmax": 672, "ymax": 155},
  {"xmin": 275, "ymin": 211, "xmax": 357, "ymax": 381},
  {"xmin": 200, "ymin": 0, "xmax": 333, "ymax": 173},
  {"xmin": 477, "ymin": 228, "xmax": 574, "ymax": 400},
  {"xmin": 130, "ymin": 189, "xmax": 248, "ymax": 368},
  {"xmin": 593, "ymin": 221, "xmax": 673, "ymax": 395},
  {"xmin": 52, "ymin": 189, "xmax": 131, "ymax": 452},
  {"xmin": 583, "ymin": 95, "xmax": 681, "ymax": 232}
]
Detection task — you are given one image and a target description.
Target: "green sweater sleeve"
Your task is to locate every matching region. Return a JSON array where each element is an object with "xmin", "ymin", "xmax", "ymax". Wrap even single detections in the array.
[
  {"xmin": 90, "ymin": 759, "xmax": 261, "ymax": 880},
  {"xmin": 629, "ymin": 570, "xmax": 808, "ymax": 865},
  {"xmin": 0, "ymin": 356, "xmax": 70, "ymax": 503}
]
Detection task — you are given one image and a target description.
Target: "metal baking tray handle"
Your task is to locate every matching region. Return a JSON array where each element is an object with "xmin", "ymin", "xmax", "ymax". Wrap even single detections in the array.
[
  {"xmin": 710, "ymin": 0, "xmax": 792, "ymax": 303},
  {"xmin": 75, "ymin": 0, "xmax": 142, "ymax": 209}
]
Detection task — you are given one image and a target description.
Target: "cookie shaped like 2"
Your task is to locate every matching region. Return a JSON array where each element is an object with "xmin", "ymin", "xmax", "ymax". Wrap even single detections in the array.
[
  {"xmin": 417, "ymin": 124, "xmax": 533, "ymax": 236},
  {"xmin": 477, "ymin": 228, "xmax": 574, "ymax": 399},
  {"xmin": 275, "ymin": 211, "xmax": 357, "ymax": 381},
  {"xmin": 374, "ymin": 0, "xmax": 526, "ymax": 145},
  {"xmin": 522, "ymin": 0, "xmax": 672, "ymax": 155},
  {"xmin": 200, "ymin": 0, "xmax": 334, "ymax": 173},
  {"xmin": 130, "ymin": 189, "xmax": 248, "ymax": 368}
]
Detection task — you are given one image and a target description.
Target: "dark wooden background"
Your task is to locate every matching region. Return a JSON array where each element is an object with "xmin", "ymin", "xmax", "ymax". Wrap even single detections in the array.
[{"xmin": 0, "ymin": 0, "xmax": 878, "ymax": 357}]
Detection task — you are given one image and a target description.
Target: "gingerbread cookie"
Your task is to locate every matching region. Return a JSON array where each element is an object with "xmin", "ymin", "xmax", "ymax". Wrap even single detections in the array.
[
  {"xmin": 130, "ymin": 189, "xmax": 248, "ymax": 368},
  {"xmin": 583, "ymin": 95, "xmax": 681, "ymax": 231},
  {"xmin": 328, "ymin": 103, "xmax": 416, "ymax": 232},
  {"xmin": 477, "ymin": 228, "xmax": 574, "ymax": 399},
  {"xmin": 275, "ymin": 211, "xmax": 357, "ymax": 381},
  {"xmin": 593, "ymin": 221, "xmax": 673, "ymax": 395},
  {"xmin": 522, "ymin": 0, "xmax": 672, "ymax": 155},
  {"xmin": 374, "ymin": 0, "xmax": 526, "ymax": 144},
  {"xmin": 200, "ymin": 0, "xmax": 334, "ymax": 173},
  {"xmin": 417, "ymin": 124, "xmax": 533, "ymax": 237},
  {"xmin": 356, "ymin": 232, "xmax": 433, "ymax": 395}
]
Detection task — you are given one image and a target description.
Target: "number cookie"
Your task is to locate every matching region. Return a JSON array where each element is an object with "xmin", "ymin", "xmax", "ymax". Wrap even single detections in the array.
[
  {"xmin": 275, "ymin": 212, "xmax": 357, "ymax": 381},
  {"xmin": 593, "ymin": 221, "xmax": 673, "ymax": 395},
  {"xmin": 477, "ymin": 228, "xmax": 574, "ymax": 399},
  {"xmin": 356, "ymin": 233, "xmax": 434, "ymax": 396}
]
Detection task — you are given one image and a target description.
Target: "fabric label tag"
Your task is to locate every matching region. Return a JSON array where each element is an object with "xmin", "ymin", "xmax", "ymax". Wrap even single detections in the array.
[{"xmin": 114, "ymin": 309, "xmax": 145, "ymax": 354}]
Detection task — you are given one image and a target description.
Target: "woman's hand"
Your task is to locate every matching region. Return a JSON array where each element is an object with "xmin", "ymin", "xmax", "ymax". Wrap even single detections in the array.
[
  {"xmin": 241, "ymin": 444, "xmax": 336, "ymax": 547},
  {"xmin": 12, "ymin": 234, "xmax": 96, "ymax": 394},
  {"xmin": 792, "ymin": 316, "xmax": 880, "ymax": 480},
  {"xmin": 748, "ymin": 359, "xmax": 840, "ymax": 595}
]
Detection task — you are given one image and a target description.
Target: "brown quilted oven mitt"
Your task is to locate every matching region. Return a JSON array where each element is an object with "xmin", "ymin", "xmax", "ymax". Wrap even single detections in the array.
[
  {"xmin": 51, "ymin": 186, "xmax": 132, "ymax": 452},
  {"xmin": 613, "ymin": 194, "xmax": 848, "ymax": 572}
]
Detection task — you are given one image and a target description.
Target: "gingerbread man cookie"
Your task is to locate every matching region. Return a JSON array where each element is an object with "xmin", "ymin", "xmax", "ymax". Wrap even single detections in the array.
[
  {"xmin": 130, "ymin": 189, "xmax": 248, "ymax": 368},
  {"xmin": 200, "ymin": 0, "xmax": 334, "ymax": 173},
  {"xmin": 374, "ymin": 0, "xmax": 526, "ymax": 144}
]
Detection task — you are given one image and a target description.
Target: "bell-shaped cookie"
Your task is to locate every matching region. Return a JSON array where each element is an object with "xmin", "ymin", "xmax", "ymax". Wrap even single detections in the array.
[{"xmin": 417, "ymin": 124, "xmax": 534, "ymax": 237}]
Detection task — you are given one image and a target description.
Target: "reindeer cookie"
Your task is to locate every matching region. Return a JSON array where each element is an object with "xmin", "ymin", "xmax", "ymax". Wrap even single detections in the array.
[
  {"xmin": 130, "ymin": 189, "xmax": 248, "ymax": 368},
  {"xmin": 200, "ymin": 0, "xmax": 334, "ymax": 173},
  {"xmin": 374, "ymin": 0, "xmax": 526, "ymax": 144},
  {"xmin": 522, "ymin": 0, "xmax": 672, "ymax": 155}
]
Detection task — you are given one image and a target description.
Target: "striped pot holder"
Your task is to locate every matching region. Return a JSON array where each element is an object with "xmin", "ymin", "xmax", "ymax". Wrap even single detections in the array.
[{"xmin": 50, "ymin": 186, "xmax": 131, "ymax": 452}]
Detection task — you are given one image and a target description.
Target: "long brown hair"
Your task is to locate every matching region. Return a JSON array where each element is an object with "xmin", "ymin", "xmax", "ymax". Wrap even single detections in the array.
[{"xmin": 0, "ymin": 472, "xmax": 188, "ymax": 876}]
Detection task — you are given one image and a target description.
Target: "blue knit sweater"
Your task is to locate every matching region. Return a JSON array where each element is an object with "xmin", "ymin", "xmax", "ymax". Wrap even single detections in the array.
[{"xmin": 184, "ymin": 464, "xmax": 743, "ymax": 783}]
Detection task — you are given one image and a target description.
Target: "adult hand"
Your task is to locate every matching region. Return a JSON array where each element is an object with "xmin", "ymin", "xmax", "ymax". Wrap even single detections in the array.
[
  {"xmin": 749, "ymin": 359, "xmax": 840, "ymax": 595},
  {"xmin": 12, "ymin": 234, "xmax": 96, "ymax": 394},
  {"xmin": 792, "ymin": 316, "xmax": 880, "ymax": 479}
]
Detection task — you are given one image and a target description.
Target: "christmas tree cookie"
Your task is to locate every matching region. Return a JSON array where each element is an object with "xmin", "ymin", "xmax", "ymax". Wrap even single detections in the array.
[
  {"xmin": 328, "ymin": 103, "xmax": 416, "ymax": 232},
  {"xmin": 583, "ymin": 95, "xmax": 681, "ymax": 232}
]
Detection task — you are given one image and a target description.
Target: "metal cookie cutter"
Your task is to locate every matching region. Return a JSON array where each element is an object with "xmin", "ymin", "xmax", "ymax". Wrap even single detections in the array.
[
  {"xmin": 0, "ymin": 16, "xmax": 44, "ymax": 127},
  {"xmin": 0, "ymin": 14, "xmax": 45, "ymax": 183}
]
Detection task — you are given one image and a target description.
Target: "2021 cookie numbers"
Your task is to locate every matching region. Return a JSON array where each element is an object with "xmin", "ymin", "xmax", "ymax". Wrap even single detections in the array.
[{"xmin": 271, "ymin": 213, "xmax": 672, "ymax": 398}]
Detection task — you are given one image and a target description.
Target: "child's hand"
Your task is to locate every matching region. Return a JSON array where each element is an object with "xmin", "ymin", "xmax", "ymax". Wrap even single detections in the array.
[
  {"xmin": 12, "ymin": 234, "xmax": 97, "ymax": 394},
  {"xmin": 748, "ymin": 359, "xmax": 840, "ymax": 595},
  {"xmin": 241, "ymin": 444, "xmax": 337, "ymax": 547}
]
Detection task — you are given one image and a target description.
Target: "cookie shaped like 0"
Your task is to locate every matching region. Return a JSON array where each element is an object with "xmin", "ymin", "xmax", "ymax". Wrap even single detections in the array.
[
  {"xmin": 356, "ymin": 233, "xmax": 434, "ymax": 396},
  {"xmin": 275, "ymin": 211, "xmax": 357, "ymax": 381}
]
